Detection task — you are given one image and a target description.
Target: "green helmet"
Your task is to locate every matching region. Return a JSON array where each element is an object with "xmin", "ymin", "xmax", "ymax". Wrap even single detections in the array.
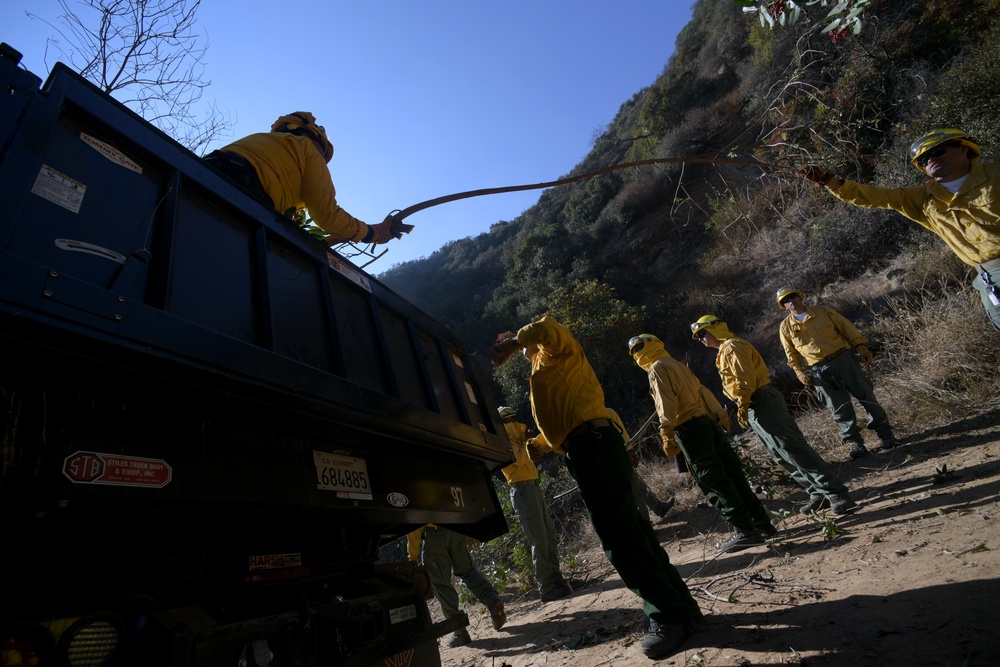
[
  {"xmin": 498, "ymin": 406, "xmax": 517, "ymax": 422},
  {"xmin": 628, "ymin": 334, "xmax": 661, "ymax": 355},
  {"xmin": 775, "ymin": 286, "xmax": 803, "ymax": 310},
  {"xmin": 908, "ymin": 128, "xmax": 981, "ymax": 173},
  {"xmin": 690, "ymin": 315, "xmax": 722, "ymax": 340}
]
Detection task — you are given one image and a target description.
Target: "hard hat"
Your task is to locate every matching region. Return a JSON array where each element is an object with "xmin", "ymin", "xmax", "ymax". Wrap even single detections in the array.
[
  {"xmin": 690, "ymin": 315, "xmax": 722, "ymax": 340},
  {"xmin": 775, "ymin": 286, "xmax": 803, "ymax": 310},
  {"xmin": 271, "ymin": 112, "xmax": 334, "ymax": 163},
  {"xmin": 628, "ymin": 334, "xmax": 661, "ymax": 355},
  {"xmin": 498, "ymin": 406, "xmax": 517, "ymax": 422},
  {"xmin": 908, "ymin": 128, "xmax": 981, "ymax": 173}
]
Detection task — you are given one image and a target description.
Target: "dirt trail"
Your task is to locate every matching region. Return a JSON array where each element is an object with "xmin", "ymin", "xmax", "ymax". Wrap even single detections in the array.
[{"xmin": 437, "ymin": 409, "xmax": 1000, "ymax": 666}]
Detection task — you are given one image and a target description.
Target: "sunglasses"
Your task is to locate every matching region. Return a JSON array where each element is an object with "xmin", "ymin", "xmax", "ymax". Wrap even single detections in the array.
[
  {"xmin": 695, "ymin": 330, "xmax": 709, "ymax": 340},
  {"xmin": 916, "ymin": 142, "xmax": 959, "ymax": 166}
]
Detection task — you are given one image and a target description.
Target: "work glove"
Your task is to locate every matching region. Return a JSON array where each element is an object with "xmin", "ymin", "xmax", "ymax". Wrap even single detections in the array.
[
  {"xmin": 525, "ymin": 438, "xmax": 546, "ymax": 462},
  {"xmin": 660, "ymin": 433, "xmax": 681, "ymax": 459},
  {"xmin": 855, "ymin": 345, "xmax": 874, "ymax": 365},
  {"xmin": 365, "ymin": 214, "xmax": 410, "ymax": 244},
  {"xmin": 794, "ymin": 368, "xmax": 813, "ymax": 387},
  {"xmin": 797, "ymin": 164, "xmax": 834, "ymax": 186},
  {"xmin": 717, "ymin": 413, "xmax": 732, "ymax": 433},
  {"xmin": 737, "ymin": 405, "xmax": 749, "ymax": 430},
  {"xmin": 625, "ymin": 444, "xmax": 640, "ymax": 469},
  {"xmin": 491, "ymin": 338, "xmax": 522, "ymax": 366}
]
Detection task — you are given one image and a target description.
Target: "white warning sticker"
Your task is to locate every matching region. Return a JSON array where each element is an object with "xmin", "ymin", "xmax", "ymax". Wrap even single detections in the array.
[
  {"xmin": 327, "ymin": 254, "xmax": 372, "ymax": 292},
  {"xmin": 31, "ymin": 165, "xmax": 86, "ymax": 213}
]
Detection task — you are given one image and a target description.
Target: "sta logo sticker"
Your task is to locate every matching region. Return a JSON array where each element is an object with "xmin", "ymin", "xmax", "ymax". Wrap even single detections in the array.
[{"xmin": 386, "ymin": 492, "xmax": 409, "ymax": 507}]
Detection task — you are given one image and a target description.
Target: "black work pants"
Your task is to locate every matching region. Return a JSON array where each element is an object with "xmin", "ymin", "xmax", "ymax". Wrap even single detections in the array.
[{"xmin": 564, "ymin": 423, "xmax": 699, "ymax": 625}]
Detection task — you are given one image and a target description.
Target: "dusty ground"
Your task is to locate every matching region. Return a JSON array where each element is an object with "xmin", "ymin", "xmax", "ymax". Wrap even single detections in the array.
[{"xmin": 433, "ymin": 407, "xmax": 1000, "ymax": 666}]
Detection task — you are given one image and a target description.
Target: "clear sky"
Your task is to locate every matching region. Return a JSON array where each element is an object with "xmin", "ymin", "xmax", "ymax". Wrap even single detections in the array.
[{"xmin": 1, "ymin": 1, "xmax": 695, "ymax": 273}]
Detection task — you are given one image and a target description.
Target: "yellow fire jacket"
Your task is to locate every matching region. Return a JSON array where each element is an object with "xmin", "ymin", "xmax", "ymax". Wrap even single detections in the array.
[
  {"xmin": 715, "ymin": 336, "xmax": 770, "ymax": 412},
  {"xmin": 516, "ymin": 317, "xmax": 609, "ymax": 450},
  {"xmin": 633, "ymin": 342, "xmax": 726, "ymax": 440},
  {"xmin": 830, "ymin": 161, "xmax": 1000, "ymax": 266},
  {"xmin": 779, "ymin": 306, "xmax": 865, "ymax": 373},
  {"xmin": 501, "ymin": 420, "xmax": 538, "ymax": 484},
  {"xmin": 217, "ymin": 132, "xmax": 368, "ymax": 243}
]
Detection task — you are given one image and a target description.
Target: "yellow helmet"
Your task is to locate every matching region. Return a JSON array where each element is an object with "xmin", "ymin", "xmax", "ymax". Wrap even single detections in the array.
[
  {"xmin": 271, "ymin": 112, "xmax": 334, "ymax": 163},
  {"xmin": 775, "ymin": 286, "xmax": 803, "ymax": 310},
  {"xmin": 628, "ymin": 334, "xmax": 661, "ymax": 356},
  {"xmin": 498, "ymin": 406, "xmax": 517, "ymax": 422},
  {"xmin": 908, "ymin": 128, "xmax": 981, "ymax": 173},
  {"xmin": 690, "ymin": 315, "xmax": 722, "ymax": 340}
]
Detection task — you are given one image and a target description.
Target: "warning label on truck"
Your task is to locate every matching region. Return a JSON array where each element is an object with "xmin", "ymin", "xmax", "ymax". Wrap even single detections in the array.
[
  {"xmin": 327, "ymin": 254, "xmax": 372, "ymax": 293},
  {"xmin": 32, "ymin": 165, "xmax": 86, "ymax": 214},
  {"xmin": 62, "ymin": 451, "xmax": 173, "ymax": 488}
]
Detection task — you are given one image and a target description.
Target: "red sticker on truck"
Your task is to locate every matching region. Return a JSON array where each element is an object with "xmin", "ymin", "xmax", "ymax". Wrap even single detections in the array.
[{"xmin": 63, "ymin": 451, "xmax": 173, "ymax": 488}]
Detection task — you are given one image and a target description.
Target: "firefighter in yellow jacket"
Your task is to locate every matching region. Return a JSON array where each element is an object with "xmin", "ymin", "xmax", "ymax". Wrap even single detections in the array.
[
  {"xmin": 799, "ymin": 128, "xmax": 1000, "ymax": 331},
  {"xmin": 691, "ymin": 315, "xmax": 855, "ymax": 515},
  {"xmin": 498, "ymin": 406, "xmax": 571, "ymax": 603},
  {"xmin": 629, "ymin": 334, "xmax": 775, "ymax": 554},
  {"xmin": 203, "ymin": 112, "xmax": 405, "ymax": 245},
  {"xmin": 406, "ymin": 525, "xmax": 505, "ymax": 647},
  {"xmin": 492, "ymin": 317, "xmax": 700, "ymax": 661},
  {"xmin": 776, "ymin": 286, "xmax": 897, "ymax": 459}
]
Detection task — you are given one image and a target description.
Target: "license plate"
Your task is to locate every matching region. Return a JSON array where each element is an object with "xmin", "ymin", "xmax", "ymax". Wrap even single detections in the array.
[{"xmin": 313, "ymin": 451, "xmax": 373, "ymax": 500}]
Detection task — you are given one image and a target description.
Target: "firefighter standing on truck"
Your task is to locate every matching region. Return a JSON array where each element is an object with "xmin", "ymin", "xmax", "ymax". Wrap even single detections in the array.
[
  {"xmin": 203, "ymin": 111, "xmax": 404, "ymax": 246},
  {"xmin": 491, "ymin": 316, "xmax": 701, "ymax": 661},
  {"xmin": 497, "ymin": 406, "xmax": 572, "ymax": 603},
  {"xmin": 690, "ymin": 315, "xmax": 856, "ymax": 516},
  {"xmin": 799, "ymin": 128, "xmax": 1000, "ymax": 331},
  {"xmin": 628, "ymin": 333, "xmax": 776, "ymax": 555},
  {"xmin": 776, "ymin": 286, "xmax": 898, "ymax": 459}
]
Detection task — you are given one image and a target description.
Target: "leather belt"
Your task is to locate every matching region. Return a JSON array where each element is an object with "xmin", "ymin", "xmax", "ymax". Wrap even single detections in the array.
[
  {"xmin": 808, "ymin": 347, "xmax": 848, "ymax": 368},
  {"xmin": 563, "ymin": 418, "xmax": 613, "ymax": 451},
  {"xmin": 511, "ymin": 479, "xmax": 538, "ymax": 487}
]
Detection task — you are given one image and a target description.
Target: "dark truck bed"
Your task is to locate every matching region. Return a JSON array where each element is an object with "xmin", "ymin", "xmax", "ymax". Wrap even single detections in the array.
[{"xmin": 0, "ymin": 46, "xmax": 511, "ymax": 666}]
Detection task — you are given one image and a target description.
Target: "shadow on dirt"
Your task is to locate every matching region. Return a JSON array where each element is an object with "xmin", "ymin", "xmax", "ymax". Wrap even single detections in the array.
[{"xmin": 693, "ymin": 577, "xmax": 999, "ymax": 666}]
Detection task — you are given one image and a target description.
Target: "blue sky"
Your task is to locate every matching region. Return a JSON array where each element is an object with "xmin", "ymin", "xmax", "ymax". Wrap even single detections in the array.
[{"xmin": 2, "ymin": 1, "xmax": 695, "ymax": 273}]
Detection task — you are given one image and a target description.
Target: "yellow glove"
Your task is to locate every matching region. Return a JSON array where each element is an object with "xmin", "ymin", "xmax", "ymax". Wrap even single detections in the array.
[
  {"xmin": 855, "ymin": 345, "xmax": 873, "ymax": 365},
  {"xmin": 737, "ymin": 405, "xmax": 749, "ymax": 430},
  {"xmin": 794, "ymin": 369, "xmax": 812, "ymax": 387},
  {"xmin": 491, "ymin": 338, "xmax": 522, "ymax": 366},
  {"xmin": 660, "ymin": 433, "xmax": 681, "ymax": 458}
]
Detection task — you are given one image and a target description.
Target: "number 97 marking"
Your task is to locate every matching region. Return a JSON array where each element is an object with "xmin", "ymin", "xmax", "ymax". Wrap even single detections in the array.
[{"xmin": 451, "ymin": 487, "xmax": 465, "ymax": 507}]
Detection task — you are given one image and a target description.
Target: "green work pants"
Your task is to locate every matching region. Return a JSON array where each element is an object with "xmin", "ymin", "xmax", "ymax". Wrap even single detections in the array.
[
  {"xmin": 808, "ymin": 350, "xmax": 892, "ymax": 444},
  {"xmin": 510, "ymin": 481, "xmax": 566, "ymax": 596},
  {"xmin": 674, "ymin": 415, "xmax": 771, "ymax": 533},
  {"xmin": 749, "ymin": 385, "xmax": 847, "ymax": 500},
  {"xmin": 421, "ymin": 526, "xmax": 500, "ymax": 620},
  {"xmin": 564, "ymin": 423, "xmax": 699, "ymax": 625}
]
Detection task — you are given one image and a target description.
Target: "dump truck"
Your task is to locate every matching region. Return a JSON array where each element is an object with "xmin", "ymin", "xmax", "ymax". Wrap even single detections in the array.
[{"xmin": 0, "ymin": 43, "xmax": 512, "ymax": 667}]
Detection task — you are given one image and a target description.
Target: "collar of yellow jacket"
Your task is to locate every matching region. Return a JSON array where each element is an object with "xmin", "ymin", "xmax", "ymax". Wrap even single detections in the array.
[
  {"xmin": 704, "ymin": 321, "xmax": 734, "ymax": 341},
  {"xmin": 633, "ymin": 340, "xmax": 671, "ymax": 372}
]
